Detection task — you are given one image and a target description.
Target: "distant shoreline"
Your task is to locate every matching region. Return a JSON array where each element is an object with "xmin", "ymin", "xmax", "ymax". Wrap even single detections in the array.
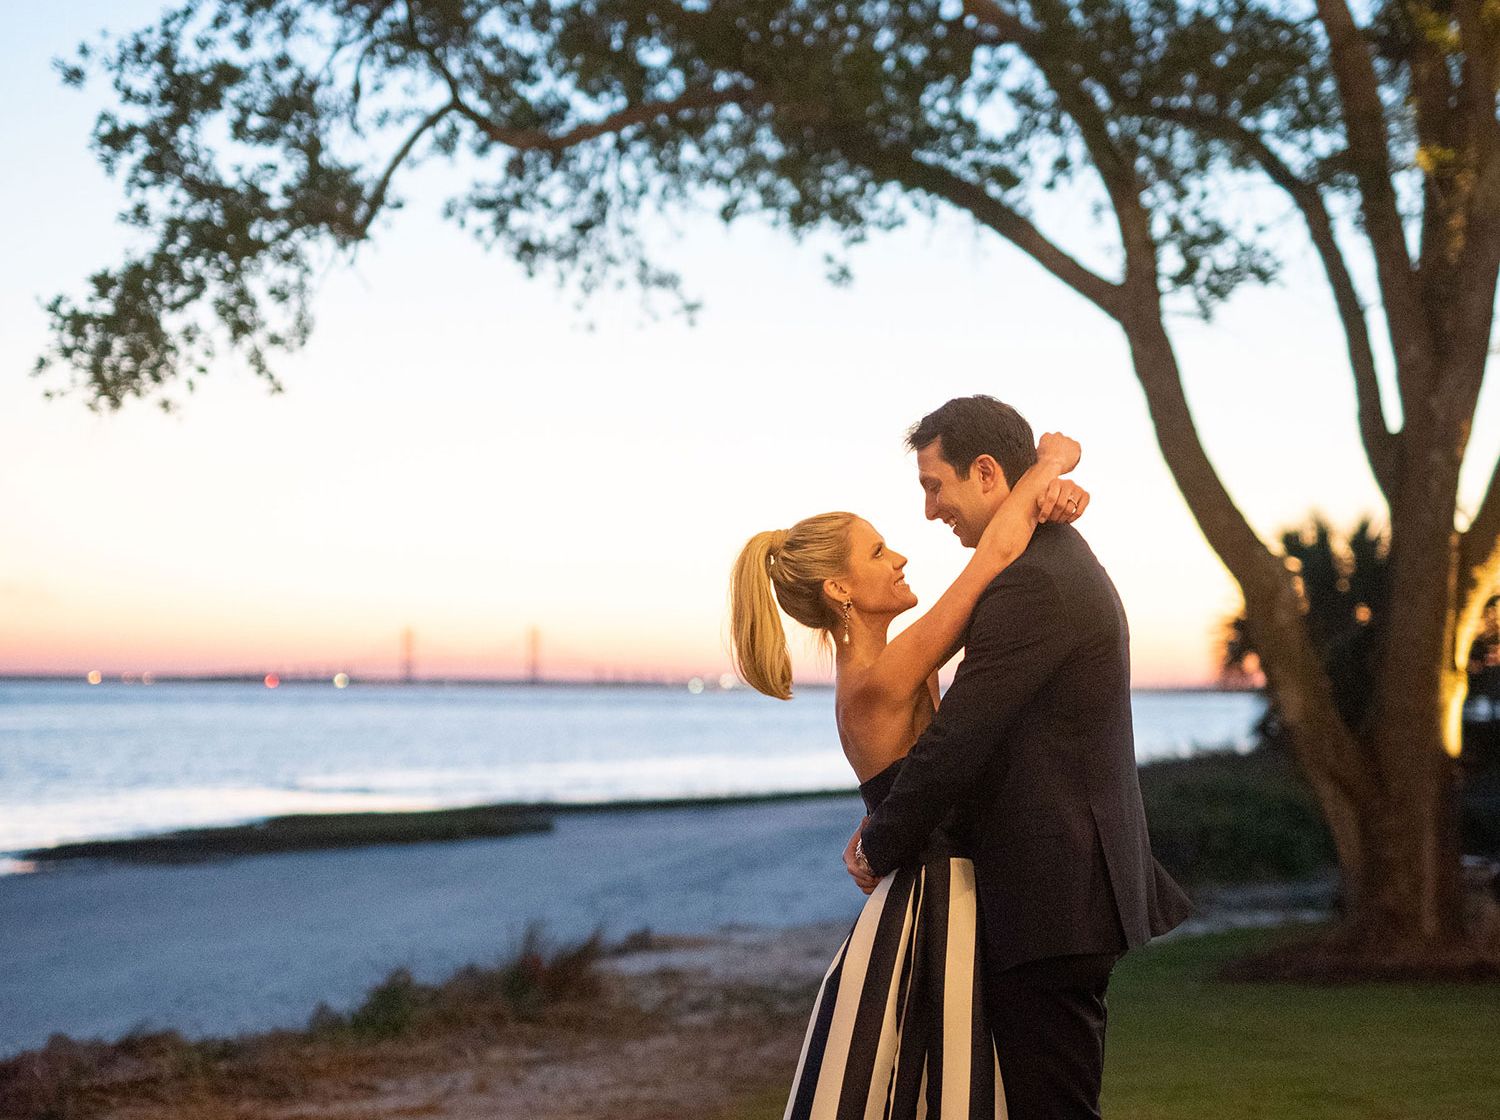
[{"xmin": 13, "ymin": 787, "xmax": 865, "ymax": 868}]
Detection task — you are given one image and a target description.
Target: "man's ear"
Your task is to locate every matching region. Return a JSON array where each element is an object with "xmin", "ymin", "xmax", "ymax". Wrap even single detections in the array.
[{"xmin": 972, "ymin": 454, "xmax": 1008, "ymax": 493}]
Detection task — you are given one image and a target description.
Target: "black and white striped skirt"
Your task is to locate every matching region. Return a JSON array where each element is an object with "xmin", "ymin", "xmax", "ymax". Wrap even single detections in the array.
[{"xmin": 784, "ymin": 857, "xmax": 1005, "ymax": 1120}]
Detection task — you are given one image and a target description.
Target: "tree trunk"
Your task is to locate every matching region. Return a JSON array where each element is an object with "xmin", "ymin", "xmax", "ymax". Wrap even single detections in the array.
[
  {"xmin": 1115, "ymin": 301, "xmax": 1485, "ymax": 970},
  {"xmin": 1351, "ymin": 717, "xmax": 1465, "ymax": 950},
  {"xmin": 1352, "ymin": 432, "xmax": 1470, "ymax": 950},
  {"xmin": 1278, "ymin": 404, "xmax": 1475, "ymax": 966},
  {"xmin": 1243, "ymin": 572, "xmax": 1474, "ymax": 972}
]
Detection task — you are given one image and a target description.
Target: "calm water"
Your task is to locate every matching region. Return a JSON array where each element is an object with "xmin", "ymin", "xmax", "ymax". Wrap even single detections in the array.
[{"xmin": 0, "ymin": 681, "xmax": 1264, "ymax": 862}]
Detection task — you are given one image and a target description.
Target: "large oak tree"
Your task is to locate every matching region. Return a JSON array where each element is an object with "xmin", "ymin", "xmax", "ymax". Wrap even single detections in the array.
[{"xmin": 38, "ymin": 0, "xmax": 1500, "ymax": 970}]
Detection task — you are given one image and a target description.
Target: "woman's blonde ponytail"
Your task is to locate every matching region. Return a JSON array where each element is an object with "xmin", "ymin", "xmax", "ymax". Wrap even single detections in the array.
[
  {"xmin": 730, "ymin": 531, "xmax": 794, "ymax": 700},
  {"xmin": 728, "ymin": 513, "xmax": 856, "ymax": 700}
]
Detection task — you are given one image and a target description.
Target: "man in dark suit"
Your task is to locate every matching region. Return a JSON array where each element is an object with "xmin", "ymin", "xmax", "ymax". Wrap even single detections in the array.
[{"xmin": 846, "ymin": 396, "xmax": 1191, "ymax": 1120}]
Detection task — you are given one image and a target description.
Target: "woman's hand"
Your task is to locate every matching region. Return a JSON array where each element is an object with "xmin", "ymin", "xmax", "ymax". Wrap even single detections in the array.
[
  {"xmin": 1038, "ymin": 479, "xmax": 1090, "ymax": 523},
  {"xmin": 843, "ymin": 817, "xmax": 878, "ymax": 895},
  {"xmin": 1036, "ymin": 431, "xmax": 1081, "ymax": 473},
  {"xmin": 1033, "ymin": 433, "xmax": 1086, "ymax": 522}
]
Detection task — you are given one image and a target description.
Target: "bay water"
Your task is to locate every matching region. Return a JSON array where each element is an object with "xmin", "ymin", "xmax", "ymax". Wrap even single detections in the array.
[{"xmin": 0, "ymin": 680, "xmax": 1264, "ymax": 864}]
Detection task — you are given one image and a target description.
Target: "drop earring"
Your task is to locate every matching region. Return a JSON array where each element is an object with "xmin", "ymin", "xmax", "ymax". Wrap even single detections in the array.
[{"xmin": 842, "ymin": 599, "xmax": 853, "ymax": 645}]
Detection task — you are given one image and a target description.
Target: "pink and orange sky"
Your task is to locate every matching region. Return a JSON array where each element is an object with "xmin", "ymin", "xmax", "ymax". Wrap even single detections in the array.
[{"xmin": 5, "ymin": 4, "xmax": 1498, "ymax": 688}]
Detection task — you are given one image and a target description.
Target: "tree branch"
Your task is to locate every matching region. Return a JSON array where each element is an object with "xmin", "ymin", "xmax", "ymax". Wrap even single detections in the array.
[
  {"xmin": 1120, "ymin": 309, "xmax": 1376, "ymax": 806},
  {"xmin": 355, "ymin": 100, "xmax": 457, "ymax": 236},
  {"xmin": 962, "ymin": 0, "xmax": 1159, "ymax": 288},
  {"xmin": 1454, "ymin": 0, "xmax": 1500, "ymax": 130},
  {"xmin": 454, "ymin": 87, "xmax": 761, "ymax": 154},
  {"xmin": 844, "ymin": 143, "xmax": 1125, "ymax": 318},
  {"xmin": 1410, "ymin": 12, "xmax": 1461, "ymax": 262},
  {"xmin": 1140, "ymin": 105, "xmax": 1400, "ymax": 501},
  {"xmin": 404, "ymin": 2, "xmax": 762, "ymax": 160},
  {"xmin": 1434, "ymin": 4, "xmax": 1500, "ymax": 430},
  {"xmin": 1314, "ymin": 0, "xmax": 1437, "ymax": 416}
]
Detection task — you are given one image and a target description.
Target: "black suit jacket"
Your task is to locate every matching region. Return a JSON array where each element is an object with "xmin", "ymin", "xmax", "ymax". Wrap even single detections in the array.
[{"xmin": 859, "ymin": 523, "xmax": 1191, "ymax": 971}]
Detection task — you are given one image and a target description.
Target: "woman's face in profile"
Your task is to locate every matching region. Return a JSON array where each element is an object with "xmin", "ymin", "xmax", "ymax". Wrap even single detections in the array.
[{"xmin": 840, "ymin": 519, "xmax": 920, "ymax": 618}]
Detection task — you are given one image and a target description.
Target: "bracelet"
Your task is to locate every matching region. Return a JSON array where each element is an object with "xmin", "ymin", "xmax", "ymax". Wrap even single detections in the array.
[{"xmin": 854, "ymin": 838, "xmax": 872, "ymax": 874}]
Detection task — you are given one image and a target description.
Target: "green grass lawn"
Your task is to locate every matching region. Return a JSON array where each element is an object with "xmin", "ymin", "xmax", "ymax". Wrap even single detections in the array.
[
  {"xmin": 734, "ymin": 928, "xmax": 1499, "ymax": 1120},
  {"xmin": 1105, "ymin": 928, "xmax": 1498, "ymax": 1119}
]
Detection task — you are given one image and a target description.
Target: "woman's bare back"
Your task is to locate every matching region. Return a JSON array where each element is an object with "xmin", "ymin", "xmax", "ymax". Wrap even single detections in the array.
[{"xmin": 834, "ymin": 672, "xmax": 936, "ymax": 783}]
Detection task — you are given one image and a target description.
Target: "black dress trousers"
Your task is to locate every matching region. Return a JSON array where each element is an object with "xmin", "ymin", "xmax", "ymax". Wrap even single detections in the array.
[{"xmin": 982, "ymin": 949, "xmax": 1121, "ymax": 1120}]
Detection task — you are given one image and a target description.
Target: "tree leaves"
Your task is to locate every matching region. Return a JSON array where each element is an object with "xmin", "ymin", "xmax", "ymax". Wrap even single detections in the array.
[{"xmin": 36, "ymin": 0, "xmax": 1363, "ymax": 407}]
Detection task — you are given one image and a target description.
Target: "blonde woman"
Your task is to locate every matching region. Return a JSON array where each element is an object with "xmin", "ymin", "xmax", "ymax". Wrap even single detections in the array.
[{"xmin": 730, "ymin": 428, "xmax": 1085, "ymax": 1119}]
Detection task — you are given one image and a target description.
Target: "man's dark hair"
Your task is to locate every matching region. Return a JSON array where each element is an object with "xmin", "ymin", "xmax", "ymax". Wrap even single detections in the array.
[{"xmin": 906, "ymin": 395, "xmax": 1037, "ymax": 485}]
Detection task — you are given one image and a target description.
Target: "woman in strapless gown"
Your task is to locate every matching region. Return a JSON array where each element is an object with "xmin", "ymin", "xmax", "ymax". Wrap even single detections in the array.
[{"xmin": 728, "ymin": 433, "xmax": 1088, "ymax": 1120}]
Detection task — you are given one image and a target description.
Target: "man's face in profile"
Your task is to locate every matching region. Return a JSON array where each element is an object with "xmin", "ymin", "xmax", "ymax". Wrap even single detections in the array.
[{"xmin": 916, "ymin": 438, "xmax": 1008, "ymax": 549}]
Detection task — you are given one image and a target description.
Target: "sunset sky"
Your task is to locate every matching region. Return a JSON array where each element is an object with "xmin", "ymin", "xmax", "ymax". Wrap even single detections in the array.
[{"xmin": 5, "ymin": 3, "xmax": 1499, "ymax": 688}]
